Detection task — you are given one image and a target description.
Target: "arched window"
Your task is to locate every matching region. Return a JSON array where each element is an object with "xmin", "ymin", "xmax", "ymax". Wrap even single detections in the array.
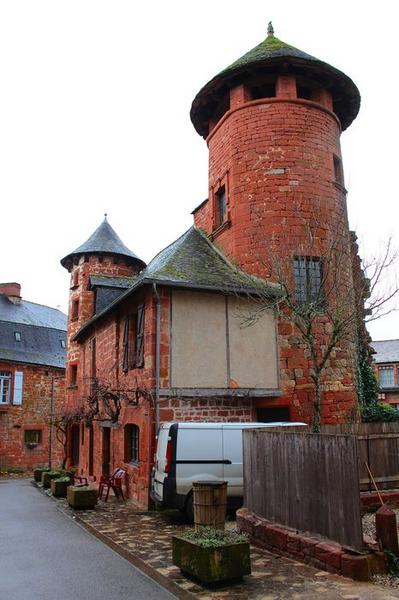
[{"xmin": 124, "ymin": 424, "xmax": 139, "ymax": 463}]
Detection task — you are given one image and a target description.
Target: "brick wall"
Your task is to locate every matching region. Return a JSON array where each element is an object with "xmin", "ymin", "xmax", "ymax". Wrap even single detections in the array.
[{"xmin": 0, "ymin": 362, "xmax": 65, "ymax": 470}]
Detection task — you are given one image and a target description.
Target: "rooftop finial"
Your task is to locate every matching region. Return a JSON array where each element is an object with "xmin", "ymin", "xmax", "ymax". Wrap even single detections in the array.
[
  {"xmin": 104, "ymin": 213, "xmax": 108, "ymax": 221},
  {"xmin": 267, "ymin": 21, "xmax": 274, "ymax": 37}
]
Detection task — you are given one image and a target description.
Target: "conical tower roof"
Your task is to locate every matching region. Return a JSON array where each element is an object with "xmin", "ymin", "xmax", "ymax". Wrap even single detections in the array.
[
  {"xmin": 191, "ymin": 23, "xmax": 360, "ymax": 136},
  {"xmin": 61, "ymin": 216, "xmax": 146, "ymax": 270}
]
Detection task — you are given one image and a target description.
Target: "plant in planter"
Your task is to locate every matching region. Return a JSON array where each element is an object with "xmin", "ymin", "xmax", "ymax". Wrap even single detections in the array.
[
  {"xmin": 33, "ymin": 467, "xmax": 50, "ymax": 482},
  {"xmin": 172, "ymin": 527, "xmax": 251, "ymax": 584},
  {"xmin": 41, "ymin": 470, "xmax": 63, "ymax": 489},
  {"xmin": 51, "ymin": 476, "xmax": 71, "ymax": 498}
]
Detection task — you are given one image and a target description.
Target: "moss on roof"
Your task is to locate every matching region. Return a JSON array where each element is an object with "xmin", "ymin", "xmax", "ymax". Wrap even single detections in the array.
[
  {"xmin": 222, "ymin": 34, "xmax": 317, "ymax": 75},
  {"xmin": 190, "ymin": 27, "xmax": 361, "ymax": 135}
]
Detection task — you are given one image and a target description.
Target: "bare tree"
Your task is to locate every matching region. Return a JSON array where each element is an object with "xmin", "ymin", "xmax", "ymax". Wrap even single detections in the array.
[{"xmin": 240, "ymin": 207, "xmax": 398, "ymax": 432}]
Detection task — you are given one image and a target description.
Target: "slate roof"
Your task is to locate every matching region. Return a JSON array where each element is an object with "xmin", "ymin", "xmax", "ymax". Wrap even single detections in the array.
[
  {"xmin": 0, "ymin": 296, "xmax": 67, "ymax": 368},
  {"xmin": 89, "ymin": 275, "xmax": 135, "ymax": 289},
  {"xmin": 372, "ymin": 340, "xmax": 399, "ymax": 364},
  {"xmin": 0, "ymin": 295, "xmax": 67, "ymax": 329},
  {"xmin": 74, "ymin": 226, "xmax": 278, "ymax": 341},
  {"xmin": 190, "ymin": 28, "xmax": 360, "ymax": 136},
  {"xmin": 61, "ymin": 217, "xmax": 146, "ymax": 270}
]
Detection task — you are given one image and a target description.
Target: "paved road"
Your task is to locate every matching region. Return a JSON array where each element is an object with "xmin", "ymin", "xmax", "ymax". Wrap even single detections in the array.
[{"xmin": 0, "ymin": 479, "xmax": 175, "ymax": 600}]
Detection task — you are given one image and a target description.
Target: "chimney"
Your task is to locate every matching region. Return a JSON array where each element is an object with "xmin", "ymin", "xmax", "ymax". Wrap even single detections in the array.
[{"xmin": 0, "ymin": 282, "xmax": 22, "ymax": 304}]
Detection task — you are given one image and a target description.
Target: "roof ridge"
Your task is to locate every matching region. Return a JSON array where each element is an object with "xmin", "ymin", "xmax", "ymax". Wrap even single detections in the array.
[{"xmin": 19, "ymin": 299, "xmax": 67, "ymax": 315}]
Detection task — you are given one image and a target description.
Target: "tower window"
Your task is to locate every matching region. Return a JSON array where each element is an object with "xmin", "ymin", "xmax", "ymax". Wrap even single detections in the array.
[
  {"xmin": 60, "ymin": 340, "xmax": 66, "ymax": 349},
  {"xmin": 14, "ymin": 332, "xmax": 21, "ymax": 342},
  {"xmin": 250, "ymin": 82, "xmax": 276, "ymax": 99},
  {"xmin": 297, "ymin": 86, "xmax": 312, "ymax": 100},
  {"xmin": 72, "ymin": 270, "xmax": 79, "ymax": 287},
  {"xmin": 71, "ymin": 299, "xmax": 79, "ymax": 320},
  {"xmin": 333, "ymin": 155, "xmax": 344, "ymax": 186},
  {"xmin": 215, "ymin": 185, "xmax": 227, "ymax": 227},
  {"xmin": 293, "ymin": 257, "xmax": 324, "ymax": 306},
  {"xmin": 70, "ymin": 364, "xmax": 78, "ymax": 387}
]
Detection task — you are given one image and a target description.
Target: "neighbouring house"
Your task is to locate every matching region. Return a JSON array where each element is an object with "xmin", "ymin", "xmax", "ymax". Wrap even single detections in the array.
[
  {"xmin": 61, "ymin": 24, "xmax": 364, "ymax": 505},
  {"xmin": 0, "ymin": 282, "xmax": 67, "ymax": 470},
  {"xmin": 372, "ymin": 340, "xmax": 399, "ymax": 407}
]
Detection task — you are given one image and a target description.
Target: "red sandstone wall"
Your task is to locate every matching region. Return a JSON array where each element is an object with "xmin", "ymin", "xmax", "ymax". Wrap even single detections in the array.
[
  {"xmin": 0, "ymin": 362, "xmax": 65, "ymax": 470},
  {"xmin": 193, "ymin": 94, "xmax": 358, "ymax": 424}
]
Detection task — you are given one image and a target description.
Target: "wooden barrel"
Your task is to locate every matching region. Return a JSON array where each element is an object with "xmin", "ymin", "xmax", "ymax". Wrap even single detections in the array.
[{"xmin": 193, "ymin": 481, "xmax": 227, "ymax": 531}]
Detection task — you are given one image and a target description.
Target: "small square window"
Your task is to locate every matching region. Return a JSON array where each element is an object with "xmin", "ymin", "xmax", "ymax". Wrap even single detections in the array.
[
  {"xmin": 14, "ymin": 332, "xmax": 21, "ymax": 342},
  {"xmin": 25, "ymin": 430, "xmax": 42, "ymax": 445}
]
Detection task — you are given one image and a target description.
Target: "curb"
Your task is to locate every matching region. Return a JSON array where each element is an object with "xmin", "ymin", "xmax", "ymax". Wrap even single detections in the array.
[{"xmin": 31, "ymin": 480, "xmax": 194, "ymax": 599}]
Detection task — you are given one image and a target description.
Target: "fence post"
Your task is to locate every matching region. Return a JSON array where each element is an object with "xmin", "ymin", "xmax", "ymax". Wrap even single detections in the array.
[{"xmin": 375, "ymin": 505, "xmax": 399, "ymax": 555}]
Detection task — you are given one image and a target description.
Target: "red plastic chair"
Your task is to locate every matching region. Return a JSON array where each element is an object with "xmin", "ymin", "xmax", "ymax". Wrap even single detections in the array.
[{"xmin": 97, "ymin": 468, "xmax": 126, "ymax": 502}]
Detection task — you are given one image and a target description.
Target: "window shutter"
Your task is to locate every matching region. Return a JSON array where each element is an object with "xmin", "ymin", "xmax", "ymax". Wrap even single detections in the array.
[
  {"xmin": 135, "ymin": 305, "xmax": 145, "ymax": 368},
  {"xmin": 122, "ymin": 318, "xmax": 129, "ymax": 373},
  {"xmin": 13, "ymin": 371, "xmax": 24, "ymax": 405}
]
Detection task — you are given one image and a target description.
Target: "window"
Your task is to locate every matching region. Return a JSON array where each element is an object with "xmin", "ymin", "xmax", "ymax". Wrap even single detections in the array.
[
  {"xmin": 60, "ymin": 339, "xmax": 66, "ymax": 349},
  {"xmin": 0, "ymin": 371, "xmax": 11, "ymax": 404},
  {"xmin": 135, "ymin": 305, "xmax": 145, "ymax": 368},
  {"xmin": 215, "ymin": 185, "xmax": 227, "ymax": 227},
  {"xmin": 293, "ymin": 257, "xmax": 324, "ymax": 305},
  {"xmin": 24, "ymin": 430, "xmax": 42, "ymax": 445},
  {"xmin": 379, "ymin": 367, "xmax": 394, "ymax": 388},
  {"xmin": 333, "ymin": 155, "xmax": 344, "ymax": 186},
  {"xmin": 72, "ymin": 270, "xmax": 79, "ymax": 287},
  {"xmin": 71, "ymin": 299, "xmax": 79, "ymax": 320},
  {"xmin": 124, "ymin": 425, "xmax": 139, "ymax": 463},
  {"xmin": 122, "ymin": 307, "xmax": 145, "ymax": 371},
  {"xmin": 70, "ymin": 364, "xmax": 78, "ymax": 387}
]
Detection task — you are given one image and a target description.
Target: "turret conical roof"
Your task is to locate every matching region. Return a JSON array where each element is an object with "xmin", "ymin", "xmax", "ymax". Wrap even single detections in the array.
[
  {"xmin": 61, "ymin": 217, "xmax": 146, "ymax": 270},
  {"xmin": 191, "ymin": 24, "xmax": 360, "ymax": 136}
]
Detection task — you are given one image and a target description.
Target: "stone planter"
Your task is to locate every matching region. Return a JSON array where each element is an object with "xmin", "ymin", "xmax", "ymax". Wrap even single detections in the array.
[
  {"xmin": 172, "ymin": 535, "xmax": 251, "ymax": 584},
  {"xmin": 33, "ymin": 467, "xmax": 50, "ymax": 482},
  {"xmin": 41, "ymin": 470, "xmax": 63, "ymax": 489},
  {"xmin": 67, "ymin": 486, "xmax": 97, "ymax": 509},
  {"xmin": 51, "ymin": 478, "xmax": 71, "ymax": 498}
]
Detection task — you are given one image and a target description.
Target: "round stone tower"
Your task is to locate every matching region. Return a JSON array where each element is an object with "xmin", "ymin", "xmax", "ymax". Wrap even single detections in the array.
[
  {"xmin": 191, "ymin": 24, "xmax": 362, "ymax": 424},
  {"xmin": 60, "ymin": 216, "xmax": 146, "ymax": 402},
  {"xmin": 191, "ymin": 23, "xmax": 360, "ymax": 279}
]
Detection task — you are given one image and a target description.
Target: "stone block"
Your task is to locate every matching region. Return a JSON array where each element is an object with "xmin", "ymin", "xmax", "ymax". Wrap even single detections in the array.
[
  {"xmin": 315, "ymin": 542, "xmax": 342, "ymax": 570},
  {"xmin": 67, "ymin": 486, "xmax": 97, "ymax": 509},
  {"xmin": 341, "ymin": 553, "xmax": 370, "ymax": 581},
  {"xmin": 172, "ymin": 535, "xmax": 251, "ymax": 584}
]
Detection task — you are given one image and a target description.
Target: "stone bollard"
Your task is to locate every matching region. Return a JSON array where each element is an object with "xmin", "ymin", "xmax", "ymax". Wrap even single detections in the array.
[{"xmin": 375, "ymin": 504, "xmax": 399, "ymax": 555}]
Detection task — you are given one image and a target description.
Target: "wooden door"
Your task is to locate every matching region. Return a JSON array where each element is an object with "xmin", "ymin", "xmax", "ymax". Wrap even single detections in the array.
[
  {"xmin": 88, "ymin": 424, "xmax": 94, "ymax": 476},
  {"xmin": 102, "ymin": 427, "xmax": 111, "ymax": 476},
  {"xmin": 71, "ymin": 425, "xmax": 80, "ymax": 467}
]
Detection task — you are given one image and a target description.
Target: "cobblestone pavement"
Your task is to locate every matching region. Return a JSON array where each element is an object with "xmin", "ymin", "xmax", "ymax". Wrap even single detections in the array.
[{"xmin": 40, "ymin": 487, "xmax": 399, "ymax": 600}]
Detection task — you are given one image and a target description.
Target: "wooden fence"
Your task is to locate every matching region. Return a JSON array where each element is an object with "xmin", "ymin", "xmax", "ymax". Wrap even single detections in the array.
[
  {"xmin": 321, "ymin": 423, "xmax": 399, "ymax": 492},
  {"xmin": 243, "ymin": 429, "xmax": 364, "ymax": 550}
]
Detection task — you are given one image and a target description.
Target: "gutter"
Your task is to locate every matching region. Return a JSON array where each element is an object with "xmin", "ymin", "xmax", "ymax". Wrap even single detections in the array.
[{"xmin": 152, "ymin": 283, "xmax": 161, "ymax": 433}]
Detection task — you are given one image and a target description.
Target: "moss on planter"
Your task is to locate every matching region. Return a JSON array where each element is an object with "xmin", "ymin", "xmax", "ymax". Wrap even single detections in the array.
[
  {"xmin": 51, "ymin": 477, "xmax": 71, "ymax": 497},
  {"xmin": 67, "ymin": 486, "xmax": 97, "ymax": 509},
  {"xmin": 172, "ymin": 530, "xmax": 251, "ymax": 584},
  {"xmin": 41, "ymin": 470, "xmax": 63, "ymax": 489},
  {"xmin": 33, "ymin": 467, "xmax": 50, "ymax": 483}
]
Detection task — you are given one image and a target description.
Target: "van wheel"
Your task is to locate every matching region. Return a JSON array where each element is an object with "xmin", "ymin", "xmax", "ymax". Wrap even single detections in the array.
[{"xmin": 184, "ymin": 493, "xmax": 194, "ymax": 522}]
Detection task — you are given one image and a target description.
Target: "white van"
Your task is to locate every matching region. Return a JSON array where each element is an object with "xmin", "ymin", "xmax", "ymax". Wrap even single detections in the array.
[{"xmin": 151, "ymin": 421, "xmax": 306, "ymax": 518}]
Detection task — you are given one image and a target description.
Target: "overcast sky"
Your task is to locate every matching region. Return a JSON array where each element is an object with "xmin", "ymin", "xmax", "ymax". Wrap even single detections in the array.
[{"xmin": 0, "ymin": 0, "xmax": 397, "ymax": 341}]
